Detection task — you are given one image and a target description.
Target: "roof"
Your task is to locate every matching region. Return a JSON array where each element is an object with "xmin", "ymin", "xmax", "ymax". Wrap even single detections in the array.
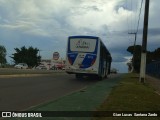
[{"xmin": 69, "ymin": 35, "xmax": 99, "ymax": 39}]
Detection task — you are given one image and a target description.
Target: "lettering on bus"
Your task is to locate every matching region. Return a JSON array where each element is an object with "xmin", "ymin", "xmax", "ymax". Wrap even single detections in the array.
[
  {"xmin": 70, "ymin": 38, "xmax": 96, "ymax": 52},
  {"xmin": 76, "ymin": 39, "xmax": 90, "ymax": 49}
]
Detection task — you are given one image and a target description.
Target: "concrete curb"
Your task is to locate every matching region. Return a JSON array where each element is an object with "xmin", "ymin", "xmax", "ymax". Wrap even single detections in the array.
[
  {"xmin": 0, "ymin": 72, "xmax": 66, "ymax": 78},
  {"xmin": 0, "ymin": 74, "xmax": 50, "ymax": 78}
]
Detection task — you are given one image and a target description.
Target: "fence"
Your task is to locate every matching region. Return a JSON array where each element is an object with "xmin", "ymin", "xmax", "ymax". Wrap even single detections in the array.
[{"xmin": 146, "ymin": 60, "xmax": 160, "ymax": 79}]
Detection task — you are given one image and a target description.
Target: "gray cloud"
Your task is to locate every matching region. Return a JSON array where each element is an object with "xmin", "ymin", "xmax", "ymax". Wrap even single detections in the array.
[{"xmin": 0, "ymin": 0, "xmax": 160, "ymax": 72}]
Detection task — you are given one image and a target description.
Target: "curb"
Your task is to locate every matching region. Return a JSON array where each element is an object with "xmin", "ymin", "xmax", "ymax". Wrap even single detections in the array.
[{"xmin": 0, "ymin": 73, "xmax": 66, "ymax": 78}]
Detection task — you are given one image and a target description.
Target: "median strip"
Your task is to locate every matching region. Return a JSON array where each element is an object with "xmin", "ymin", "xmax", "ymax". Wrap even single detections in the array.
[
  {"xmin": 0, "ymin": 69, "xmax": 66, "ymax": 78},
  {"xmin": 0, "ymin": 74, "xmax": 50, "ymax": 78}
]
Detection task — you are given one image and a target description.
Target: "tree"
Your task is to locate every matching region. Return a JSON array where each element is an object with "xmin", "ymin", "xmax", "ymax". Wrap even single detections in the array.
[
  {"xmin": 127, "ymin": 45, "xmax": 160, "ymax": 73},
  {"xmin": 11, "ymin": 46, "xmax": 41, "ymax": 67},
  {"xmin": 127, "ymin": 45, "xmax": 141, "ymax": 72},
  {"xmin": 152, "ymin": 48, "xmax": 160, "ymax": 60},
  {"xmin": 0, "ymin": 45, "xmax": 7, "ymax": 65}
]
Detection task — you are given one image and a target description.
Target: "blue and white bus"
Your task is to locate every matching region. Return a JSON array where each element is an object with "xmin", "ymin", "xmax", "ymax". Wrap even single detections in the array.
[{"xmin": 66, "ymin": 36, "xmax": 112, "ymax": 79}]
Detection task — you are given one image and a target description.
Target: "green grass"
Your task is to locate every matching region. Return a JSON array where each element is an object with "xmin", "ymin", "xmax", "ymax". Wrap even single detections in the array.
[
  {"xmin": 93, "ymin": 73, "xmax": 160, "ymax": 120},
  {"xmin": 0, "ymin": 68, "xmax": 65, "ymax": 75}
]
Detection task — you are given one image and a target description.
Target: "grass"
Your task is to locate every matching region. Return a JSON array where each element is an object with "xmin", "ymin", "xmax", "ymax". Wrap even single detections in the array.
[
  {"xmin": 93, "ymin": 73, "xmax": 160, "ymax": 120},
  {"xmin": 0, "ymin": 68, "xmax": 65, "ymax": 75}
]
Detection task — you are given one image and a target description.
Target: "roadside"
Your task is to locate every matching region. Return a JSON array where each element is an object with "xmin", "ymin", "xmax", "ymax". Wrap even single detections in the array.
[
  {"xmin": 3, "ymin": 73, "xmax": 160, "ymax": 120},
  {"xmin": 94, "ymin": 73, "xmax": 160, "ymax": 120},
  {"xmin": 7, "ymin": 74, "xmax": 123, "ymax": 120}
]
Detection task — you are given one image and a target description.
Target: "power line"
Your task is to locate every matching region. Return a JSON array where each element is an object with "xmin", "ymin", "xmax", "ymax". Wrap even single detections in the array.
[
  {"xmin": 136, "ymin": 0, "xmax": 144, "ymax": 33},
  {"xmin": 127, "ymin": 0, "xmax": 144, "ymax": 34},
  {"xmin": 134, "ymin": 0, "xmax": 138, "ymax": 32},
  {"xmin": 131, "ymin": 0, "xmax": 133, "ymax": 33},
  {"xmin": 128, "ymin": 0, "xmax": 144, "ymax": 72},
  {"xmin": 128, "ymin": 0, "xmax": 144, "ymax": 35},
  {"xmin": 126, "ymin": 0, "xmax": 130, "ymax": 40}
]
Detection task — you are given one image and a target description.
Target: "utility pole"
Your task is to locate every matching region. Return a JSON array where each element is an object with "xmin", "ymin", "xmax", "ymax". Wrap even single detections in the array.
[
  {"xmin": 38, "ymin": 50, "xmax": 42, "ymax": 57},
  {"xmin": 140, "ymin": 0, "xmax": 150, "ymax": 83},
  {"xmin": 128, "ymin": 32, "xmax": 137, "ymax": 72}
]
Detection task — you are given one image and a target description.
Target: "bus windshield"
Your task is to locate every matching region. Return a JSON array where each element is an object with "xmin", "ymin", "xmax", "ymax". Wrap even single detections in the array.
[{"xmin": 69, "ymin": 38, "xmax": 97, "ymax": 53}]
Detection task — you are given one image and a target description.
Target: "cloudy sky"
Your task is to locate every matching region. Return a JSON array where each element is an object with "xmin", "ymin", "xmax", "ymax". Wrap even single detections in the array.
[{"xmin": 0, "ymin": 0, "xmax": 160, "ymax": 72}]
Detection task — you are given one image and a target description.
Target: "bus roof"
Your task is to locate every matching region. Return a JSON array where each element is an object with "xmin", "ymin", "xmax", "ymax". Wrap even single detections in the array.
[{"xmin": 69, "ymin": 35, "xmax": 99, "ymax": 39}]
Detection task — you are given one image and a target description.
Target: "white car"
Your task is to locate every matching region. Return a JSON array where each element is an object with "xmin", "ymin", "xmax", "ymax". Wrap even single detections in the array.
[
  {"xmin": 14, "ymin": 63, "xmax": 28, "ymax": 69},
  {"xmin": 35, "ymin": 65, "xmax": 47, "ymax": 70}
]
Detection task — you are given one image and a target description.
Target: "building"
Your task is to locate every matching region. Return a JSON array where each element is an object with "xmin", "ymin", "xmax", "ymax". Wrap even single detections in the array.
[{"xmin": 39, "ymin": 59, "xmax": 65, "ymax": 70}]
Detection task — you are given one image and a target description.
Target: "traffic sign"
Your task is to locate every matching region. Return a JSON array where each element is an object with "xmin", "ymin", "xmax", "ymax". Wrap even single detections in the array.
[{"xmin": 53, "ymin": 52, "xmax": 60, "ymax": 60}]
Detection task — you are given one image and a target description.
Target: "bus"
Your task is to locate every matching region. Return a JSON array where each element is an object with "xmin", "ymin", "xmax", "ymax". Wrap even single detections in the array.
[{"xmin": 66, "ymin": 36, "xmax": 112, "ymax": 79}]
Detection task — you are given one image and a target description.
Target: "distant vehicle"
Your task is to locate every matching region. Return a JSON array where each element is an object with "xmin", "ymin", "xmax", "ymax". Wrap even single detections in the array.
[
  {"xmin": 110, "ymin": 68, "xmax": 117, "ymax": 74},
  {"xmin": 62, "ymin": 67, "xmax": 66, "ymax": 70},
  {"xmin": 55, "ymin": 64, "xmax": 65, "ymax": 70},
  {"xmin": 65, "ymin": 36, "xmax": 112, "ymax": 79},
  {"xmin": 14, "ymin": 63, "xmax": 28, "ymax": 69},
  {"xmin": 49, "ymin": 65, "xmax": 57, "ymax": 70},
  {"xmin": 36, "ymin": 65, "xmax": 47, "ymax": 70}
]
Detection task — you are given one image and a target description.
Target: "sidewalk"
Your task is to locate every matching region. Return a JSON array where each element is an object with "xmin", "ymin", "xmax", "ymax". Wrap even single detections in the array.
[{"xmin": 146, "ymin": 75, "xmax": 160, "ymax": 95}]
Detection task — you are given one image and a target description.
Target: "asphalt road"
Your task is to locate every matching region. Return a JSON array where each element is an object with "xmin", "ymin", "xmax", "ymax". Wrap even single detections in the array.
[{"xmin": 0, "ymin": 72, "xmax": 101, "ymax": 111}]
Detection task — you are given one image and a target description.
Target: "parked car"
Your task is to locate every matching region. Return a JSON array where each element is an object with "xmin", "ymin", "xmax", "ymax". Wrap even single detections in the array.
[
  {"xmin": 62, "ymin": 67, "xmax": 66, "ymax": 70},
  {"xmin": 35, "ymin": 65, "xmax": 47, "ymax": 70},
  {"xmin": 49, "ymin": 64, "xmax": 65, "ymax": 70},
  {"xmin": 49, "ymin": 65, "xmax": 57, "ymax": 70},
  {"xmin": 14, "ymin": 63, "xmax": 28, "ymax": 69}
]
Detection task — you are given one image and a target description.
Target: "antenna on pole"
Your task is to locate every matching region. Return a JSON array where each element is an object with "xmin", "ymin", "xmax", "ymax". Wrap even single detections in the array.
[{"xmin": 38, "ymin": 50, "xmax": 42, "ymax": 57}]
